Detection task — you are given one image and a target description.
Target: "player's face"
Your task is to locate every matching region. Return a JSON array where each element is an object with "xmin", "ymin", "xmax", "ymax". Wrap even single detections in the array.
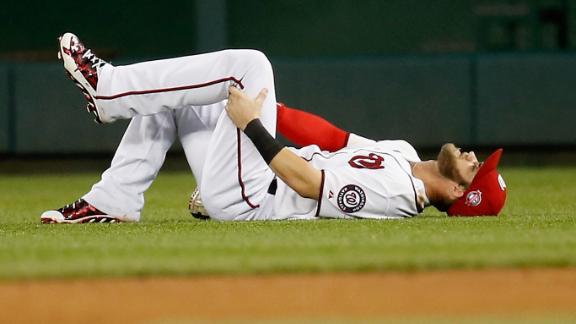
[{"xmin": 437, "ymin": 143, "xmax": 480, "ymax": 187}]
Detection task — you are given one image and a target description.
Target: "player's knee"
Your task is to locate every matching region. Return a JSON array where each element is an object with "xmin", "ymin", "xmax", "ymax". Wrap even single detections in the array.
[
  {"xmin": 198, "ymin": 182, "xmax": 226, "ymax": 220},
  {"xmin": 246, "ymin": 50, "xmax": 272, "ymax": 72},
  {"xmin": 225, "ymin": 49, "xmax": 272, "ymax": 75}
]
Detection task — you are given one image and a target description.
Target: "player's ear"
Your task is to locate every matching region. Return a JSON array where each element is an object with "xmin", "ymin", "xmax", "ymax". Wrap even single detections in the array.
[
  {"xmin": 451, "ymin": 184, "xmax": 466, "ymax": 199},
  {"xmin": 447, "ymin": 183, "xmax": 465, "ymax": 201}
]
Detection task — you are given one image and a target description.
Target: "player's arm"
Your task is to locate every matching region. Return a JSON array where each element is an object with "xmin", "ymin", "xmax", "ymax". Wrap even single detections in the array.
[
  {"xmin": 276, "ymin": 103, "xmax": 375, "ymax": 151},
  {"xmin": 227, "ymin": 87, "xmax": 322, "ymax": 199}
]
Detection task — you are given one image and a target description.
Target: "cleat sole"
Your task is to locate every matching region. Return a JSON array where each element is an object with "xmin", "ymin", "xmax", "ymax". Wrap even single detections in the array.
[{"xmin": 40, "ymin": 215, "xmax": 123, "ymax": 224}]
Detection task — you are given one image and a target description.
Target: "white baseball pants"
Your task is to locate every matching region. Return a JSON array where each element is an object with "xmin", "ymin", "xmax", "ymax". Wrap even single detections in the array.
[{"xmin": 83, "ymin": 50, "xmax": 277, "ymax": 221}]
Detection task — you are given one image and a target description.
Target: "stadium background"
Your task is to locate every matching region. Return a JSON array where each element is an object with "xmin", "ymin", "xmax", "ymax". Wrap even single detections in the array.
[
  {"xmin": 1, "ymin": 0, "xmax": 575, "ymax": 155},
  {"xmin": 2, "ymin": 1, "xmax": 576, "ymax": 322}
]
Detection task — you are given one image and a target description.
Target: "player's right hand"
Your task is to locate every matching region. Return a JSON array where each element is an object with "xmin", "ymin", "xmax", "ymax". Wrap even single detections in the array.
[{"xmin": 226, "ymin": 86, "xmax": 268, "ymax": 130}]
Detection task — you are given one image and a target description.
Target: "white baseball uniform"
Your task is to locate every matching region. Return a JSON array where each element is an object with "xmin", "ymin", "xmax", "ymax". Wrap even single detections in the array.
[
  {"xmin": 271, "ymin": 140, "xmax": 428, "ymax": 220},
  {"xmin": 82, "ymin": 49, "xmax": 428, "ymax": 221},
  {"xmin": 82, "ymin": 106, "xmax": 221, "ymax": 221},
  {"xmin": 86, "ymin": 49, "xmax": 277, "ymax": 221}
]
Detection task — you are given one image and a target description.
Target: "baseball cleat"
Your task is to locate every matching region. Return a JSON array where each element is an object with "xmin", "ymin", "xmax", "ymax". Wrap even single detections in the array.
[
  {"xmin": 188, "ymin": 188, "xmax": 210, "ymax": 220},
  {"xmin": 58, "ymin": 32, "xmax": 110, "ymax": 124},
  {"xmin": 41, "ymin": 199, "xmax": 124, "ymax": 224}
]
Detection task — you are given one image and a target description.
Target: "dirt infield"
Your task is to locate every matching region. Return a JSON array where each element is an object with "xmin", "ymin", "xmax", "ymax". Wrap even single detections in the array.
[{"xmin": 2, "ymin": 268, "xmax": 576, "ymax": 323}]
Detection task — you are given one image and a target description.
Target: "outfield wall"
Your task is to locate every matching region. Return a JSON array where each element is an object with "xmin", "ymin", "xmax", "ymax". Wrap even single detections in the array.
[
  {"xmin": 274, "ymin": 53, "xmax": 576, "ymax": 148},
  {"xmin": 0, "ymin": 53, "xmax": 575, "ymax": 154},
  {"xmin": 3, "ymin": 1, "xmax": 574, "ymax": 57}
]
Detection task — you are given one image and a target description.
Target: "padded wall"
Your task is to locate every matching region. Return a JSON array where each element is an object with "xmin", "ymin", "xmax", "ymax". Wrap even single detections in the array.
[
  {"xmin": 0, "ymin": 66, "xmax": 8, "ymax": 152},
  {"xmin": 9, "ymin": 63, "xmax": 128, "ymax": 153},
  {"xmin": 477, "ymin": 54, "xmax": 576, "ymax": 145},
  {"xmin": 2, "ymin": 53, "xmax": 576, "ymax": 153},
  {"xmin": 273, "ymin": 56, "xmax": 472, "ymax": 147}
]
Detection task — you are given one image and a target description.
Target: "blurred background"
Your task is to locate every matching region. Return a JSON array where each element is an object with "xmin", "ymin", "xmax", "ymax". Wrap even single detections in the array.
[{"xmin": 0, "ymin": 0, "xmax": 575, "ymax": 159}]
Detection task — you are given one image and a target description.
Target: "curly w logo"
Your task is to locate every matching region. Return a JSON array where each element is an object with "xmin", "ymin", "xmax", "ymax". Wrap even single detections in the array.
[{"xmin": 348, "ymin": 153, "xmax": 385, "ymax": 169}]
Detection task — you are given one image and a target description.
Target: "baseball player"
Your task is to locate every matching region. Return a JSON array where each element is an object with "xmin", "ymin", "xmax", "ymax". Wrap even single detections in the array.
[
  {"xmin": 42, "ymin": 33, "xmax": 506, "ymax": 223},
  {"xmin": 40, "ymin": 102, "xmax": 344, "ymax": 223}
]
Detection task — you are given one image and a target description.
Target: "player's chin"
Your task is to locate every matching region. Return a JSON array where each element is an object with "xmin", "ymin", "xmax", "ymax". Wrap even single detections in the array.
[{"xmin": 437, "ymin": 144, "xmax": 457, "ymax": 176}]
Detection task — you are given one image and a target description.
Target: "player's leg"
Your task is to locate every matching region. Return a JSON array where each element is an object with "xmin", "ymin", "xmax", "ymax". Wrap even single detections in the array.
[
  {"xmin": 199, "ymin": 111, "xmax": 277, "ymax": 221},
  {"xmin": 41, "ymin": 112, "xmax": 178, "ymax": 224},
  {"xmin": 59, "ymin": 32, "xmax": 278, "ymax": 220},
  {"xmin": 176, "ymin": 103, "xmax": 223, "ymax": 185},
  {"xmin": 83, "ymin": 112, "xmax": 180, "ymax": 219},
  {"xmin": 95, "ymin": 50, "xmax": 273, "ymax": 121},
  {"xmin": 87, "ymin": 105, "xmax": 222, "ymax": 219},
  {"xmin": 176, "ymin": 103, "xmax": 224, "ymax": 220},
  {"xmin": 199, "ymin": 62, "xmax": 278, "ymax": 221},
  {"xmin": 59, "ymin": 33, "xmax": 274, "ymax": 123}
]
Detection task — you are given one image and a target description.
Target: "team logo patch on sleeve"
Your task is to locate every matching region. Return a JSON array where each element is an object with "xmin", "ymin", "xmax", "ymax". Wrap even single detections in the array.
[{"xmin": 337, "ymin": 185, "xmax": 366, "ymax": 213}]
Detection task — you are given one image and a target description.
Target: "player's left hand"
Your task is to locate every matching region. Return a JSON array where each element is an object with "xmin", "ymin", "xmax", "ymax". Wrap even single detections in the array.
[{"xmin": 226, "ymin": 86, "xmax": 268, "ymax": 130}]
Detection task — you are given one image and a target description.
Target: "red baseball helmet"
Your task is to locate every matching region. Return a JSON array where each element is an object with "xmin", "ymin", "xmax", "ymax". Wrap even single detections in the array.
[{"xmin": 447, "ymin": 149, "xmax": 507, "ymax": 216}]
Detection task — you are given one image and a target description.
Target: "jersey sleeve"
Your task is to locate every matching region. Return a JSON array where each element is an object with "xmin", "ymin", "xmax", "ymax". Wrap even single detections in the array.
[
  {"xmin": 276, "ymin": 103, "xmax": 349, "ymax": 151},
  {"xmin": 345, "ymin": 133, "xmax": 376, "ymax": 148}
]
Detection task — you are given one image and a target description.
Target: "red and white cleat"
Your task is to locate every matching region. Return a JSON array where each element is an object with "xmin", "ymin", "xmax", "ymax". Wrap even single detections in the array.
[
  {"xmin": 41, "ymin": 199, "xmax": 124, "ymax": 224},
  {"xmin": 58, "ymin": 32, "xmax": 110, "ymax": 124}
]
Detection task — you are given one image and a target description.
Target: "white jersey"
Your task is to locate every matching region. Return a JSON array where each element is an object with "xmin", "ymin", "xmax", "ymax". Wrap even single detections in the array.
[
  {"xmin": 81, "ymin": 47, "xmax": 426, "ymax": 222},
  {"xmin": 272, "ymin": 140, "xmax": 429, "ymax": 220}
]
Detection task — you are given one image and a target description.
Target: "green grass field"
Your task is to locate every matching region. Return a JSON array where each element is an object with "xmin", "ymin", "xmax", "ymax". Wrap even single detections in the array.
[{"xmin": 1, "ymin": 165, "xmax": 575, "ymax": 280}]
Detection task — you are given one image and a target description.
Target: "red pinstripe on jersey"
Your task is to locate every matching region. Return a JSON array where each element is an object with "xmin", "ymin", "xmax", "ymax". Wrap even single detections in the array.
[
  {"xmin": 95, "ymin": 75, "xmax": 255, "ymax": 209},
  {"xmin": 236, "ymin": 128, "xmax": 259, "ymax": 209},
  {"xmin": 95, "ymin": 77, "xmax": 244, "ymax": 100}
]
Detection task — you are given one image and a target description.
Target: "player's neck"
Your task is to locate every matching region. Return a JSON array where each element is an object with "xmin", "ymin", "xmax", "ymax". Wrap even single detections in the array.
[{"xmin": 412, "ymin": 160, "xmax": 450, "ymax": 204}]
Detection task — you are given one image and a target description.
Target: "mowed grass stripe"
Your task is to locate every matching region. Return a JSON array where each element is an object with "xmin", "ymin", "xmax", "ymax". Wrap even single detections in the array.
[{"xmin": 0, "ymin": 167, "xmax": 575, "ymax": 279}]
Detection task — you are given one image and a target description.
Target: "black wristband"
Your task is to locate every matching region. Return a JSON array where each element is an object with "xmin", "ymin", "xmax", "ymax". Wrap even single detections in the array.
[{"xmin": 244, "ymin": 119, "xmax": 284, "ymax": 164}]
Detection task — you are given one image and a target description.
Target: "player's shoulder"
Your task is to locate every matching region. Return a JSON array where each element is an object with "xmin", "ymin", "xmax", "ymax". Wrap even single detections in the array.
[
  {"xmin": 289, "ymin": 144, "xmax": 323, "ymax": 159},
  {"xmin": 373, "ymin": 140, "xmax": 420, "ymax": 162}
]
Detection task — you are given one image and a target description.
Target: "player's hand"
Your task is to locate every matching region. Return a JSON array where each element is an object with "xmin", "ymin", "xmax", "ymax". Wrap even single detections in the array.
[{"xmin": 226, "ymin": 86, "xmax": 268, "ymax": 130}]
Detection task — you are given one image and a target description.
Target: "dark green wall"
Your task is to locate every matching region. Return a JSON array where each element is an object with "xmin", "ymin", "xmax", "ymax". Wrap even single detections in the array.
[
  {"xmin": 477, "ymin": 54, "xmax": 576, "ymax": 145},
  {"xmin": 1, "ymin": 0, "xmax": 573, "ymax": 59},
  {"xmin": 6, "ymin": 63, "xmax": 128, "ymax": 153},
  {"xmin": 227, "ymin": 0, "xmax": 570, "ymax": 55},
  {"xmin": 0, "ymin": 66, "xmax": 8, "ymax": 152},
  {"xmin": 228, "ymin": 0, "xmax": 476, "ymax": 56},
  {"xmin": 273, "ymin": 57, "xmax": 472, "ymax": 146},
  {"xmin": 1, "ymin": 0, "xmax": 575, "ymax": 154},
  {"xmin": 1, "ymin": 1, "xmax": 197, "ymax": 60},
  {"xmin": 1, "ymin": 53, "xmax": 575, "ymax": 154},
  {"xmin": 274, "ymin": 53, "xmax": 576, "ymax": 148}
]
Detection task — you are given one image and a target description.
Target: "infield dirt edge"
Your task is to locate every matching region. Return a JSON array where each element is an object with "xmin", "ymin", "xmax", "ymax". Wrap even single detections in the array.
[{"xmin": 2, "ymin": 267, "xmax": 575, "ymax": 323}]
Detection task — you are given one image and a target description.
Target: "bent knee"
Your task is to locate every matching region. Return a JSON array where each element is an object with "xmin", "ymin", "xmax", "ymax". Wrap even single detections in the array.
[
  {"xmin": 223, "ymin": 49, "xmax": 272, "ymax": 75},
  {"xmin": 199, "ymin": 182, "xmax": 232, "ymax": 221}
]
